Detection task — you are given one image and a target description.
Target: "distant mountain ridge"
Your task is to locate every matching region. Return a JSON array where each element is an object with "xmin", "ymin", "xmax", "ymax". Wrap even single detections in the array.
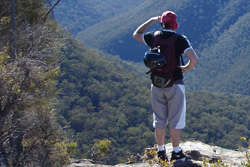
[
  {"xmin": 72, "ymin": 0, "xmax": 250, "ymax": 95},
  {"xmin": 76, "ymin": 0, "xmax": 250, "ymax": 61},
  {"xmin": 53, "ymin": 0, "xmax": 144, "ymax": 35}
]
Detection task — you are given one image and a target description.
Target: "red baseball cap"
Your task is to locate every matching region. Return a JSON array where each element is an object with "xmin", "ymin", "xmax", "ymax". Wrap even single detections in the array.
[{"xmin": 160, "ymin": 11, "xmax": 179, "ymax": 30}]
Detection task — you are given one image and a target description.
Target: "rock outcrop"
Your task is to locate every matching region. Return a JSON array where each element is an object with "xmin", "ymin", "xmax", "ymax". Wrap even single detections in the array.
[{"xmin": 68, "ymin": 140, "xmax": 248, "ymax": 167}]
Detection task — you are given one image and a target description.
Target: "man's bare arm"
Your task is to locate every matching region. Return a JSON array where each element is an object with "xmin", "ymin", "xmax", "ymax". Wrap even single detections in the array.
[
  {"xmin": 179, "ymin": 49, "xmax": 198, "ymax": 72},
  {"xmin": 133, "ymin": 16, "xmax": 161, "ymax": 43}
]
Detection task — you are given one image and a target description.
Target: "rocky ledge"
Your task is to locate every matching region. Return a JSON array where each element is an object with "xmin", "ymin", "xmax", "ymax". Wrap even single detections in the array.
[{"xmin": 68, "ymin": 140, "xmax": 248, "ymax": 167}]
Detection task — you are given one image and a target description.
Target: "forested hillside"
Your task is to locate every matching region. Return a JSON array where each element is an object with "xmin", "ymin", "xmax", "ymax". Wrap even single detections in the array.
[
  {"xmin": 55, "ymin": 0, "xmax": 250, "ymax": 95},
  {"xmin": 189, "ymin": 11, "xmax": 250, "ymax": 94},
  {"xmin": 57, "ymin": 35, "xmax": 250, "ymax": 164},
  {"xmin": 1, "ymin": 1, "xmax": 250, "ymax": 166},
  {"xmin": 57, "ymin": 35, "xmax": 152, "ymax": 164},
  {"xmin": 74, "ymin": 0, "xmax": 249, "ymax": 62},
  {"xmin": 53, "ymin": 0, "xmax": 144, "ymax": 35},
  {"xmin": 52, "ymin": 0, "xmax": 250, "ymax": 164}
]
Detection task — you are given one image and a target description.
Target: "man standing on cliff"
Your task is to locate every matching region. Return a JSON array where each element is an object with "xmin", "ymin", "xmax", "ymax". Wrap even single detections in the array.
[{"xmin": 133, "ymin": 11, "xmax": 198, "ymax": 162}]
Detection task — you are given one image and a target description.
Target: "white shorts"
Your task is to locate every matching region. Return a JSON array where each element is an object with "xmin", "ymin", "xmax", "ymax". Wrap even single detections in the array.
[{"xmin": 151, "ymin": 84, "xmax": 186, "ymax": 129}]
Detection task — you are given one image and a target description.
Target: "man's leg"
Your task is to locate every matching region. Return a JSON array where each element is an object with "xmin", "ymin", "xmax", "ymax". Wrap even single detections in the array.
[
  {"xmin": 167, "ymin": 85, "xmax": 185, "ymax": 153},
  {"xmin": 155, "ymin": 128, "xmax": 168, "ymax": 161},
  {"xmin": 151, "ymin": 85, "xmax": 168, "ymax": 161},
  {"xmin": 170, "ymin": 128, "xmax": 189, "ymax": 161},
  {"xmin": 170, "ymin": 129, "xmax": 180, "ymax": 147},
  {"xmin": 155, "ymin": 128, "xmax": 166, "ymax": 146}
]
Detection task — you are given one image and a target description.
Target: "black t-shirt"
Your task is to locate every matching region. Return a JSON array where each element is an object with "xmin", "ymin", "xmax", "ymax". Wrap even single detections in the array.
[{"xmin": 144, "ymin": 30, "xmax": 192, "ymax": 83}]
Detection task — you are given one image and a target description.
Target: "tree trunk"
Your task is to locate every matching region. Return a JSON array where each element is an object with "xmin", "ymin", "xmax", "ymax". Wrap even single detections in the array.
[{"xmin": 11, "ymin": 0, "xmax": 17, "ymax": 60}]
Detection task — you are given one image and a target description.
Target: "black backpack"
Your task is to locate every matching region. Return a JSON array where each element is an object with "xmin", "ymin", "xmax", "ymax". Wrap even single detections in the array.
[{"xmin": 145, "ymin": 32, "xmax": 183, "ymax": 88}]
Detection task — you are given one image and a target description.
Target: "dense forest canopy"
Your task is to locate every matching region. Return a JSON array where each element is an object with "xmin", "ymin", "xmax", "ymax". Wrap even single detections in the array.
[{"xmin": 57, "ymin": 35, "xmax": 250, "ymax": 164}]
